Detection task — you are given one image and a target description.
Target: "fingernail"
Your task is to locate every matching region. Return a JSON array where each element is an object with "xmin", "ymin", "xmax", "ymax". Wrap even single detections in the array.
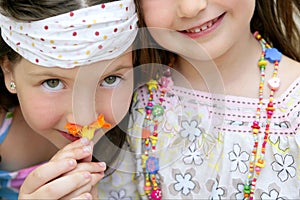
[
  {"xmin": 83, "ymin": 172, "xmax": 91, "ymax": 179},
  {"xmin": 81, "ymin": 137, "xmax": 89, "ymax": 145},
  {"xmin": 68, "ymin": 159, "xmax": 76, "ymax": 167},
  {"xmin": 83, "ymin": 145, "xmax": 92, "ymax": 153},
  {"xmin": 84, "ymin": 193, "xmax": 92, "ymax": 200},
  {"xmin": 99, "ymin": 162, "xmax": 106, "ymax": 168}
]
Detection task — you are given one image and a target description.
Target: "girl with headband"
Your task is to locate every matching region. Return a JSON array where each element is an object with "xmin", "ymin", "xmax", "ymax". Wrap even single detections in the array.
[
  {"xmin": 0, "ymin": 0, "xmax": 137, "ymax": 199},
  {"xmin": 96, "ymin": 0, "xmax": 300, "ymax": 200}
]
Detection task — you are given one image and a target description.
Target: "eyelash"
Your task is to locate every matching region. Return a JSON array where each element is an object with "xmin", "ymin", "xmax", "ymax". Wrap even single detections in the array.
[
  {"xmin": 100, "ymin": 75, "xmax": 123, "ymax": 88},
  {"xmin": 42, "ymin": 79, "xmax": 64, "ymax": 91}
]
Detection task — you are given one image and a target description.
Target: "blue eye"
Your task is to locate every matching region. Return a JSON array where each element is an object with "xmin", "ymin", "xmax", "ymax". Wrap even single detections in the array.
[
  {"xmin": 101, "ymin": 76, "xmax": 122, "ymax": 88},
  {"xmin": 42, "ymin": 79, "xmax": 64, "ymax": 91}
]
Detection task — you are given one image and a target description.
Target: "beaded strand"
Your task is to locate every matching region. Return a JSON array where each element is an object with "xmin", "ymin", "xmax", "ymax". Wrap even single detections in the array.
[
  {"xmin": 142, "ymin": 67, "xmax": 172, "ymax": 200},
  {"xmin": 243, "ymin": 32, "xmax": 282, "ymax": 200}
]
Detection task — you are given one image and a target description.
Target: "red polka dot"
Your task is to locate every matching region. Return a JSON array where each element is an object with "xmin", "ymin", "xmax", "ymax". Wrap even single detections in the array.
[
  {"xmin": 72, "ymin": 32, "xmax": 77, "ymax": 36},
  {"xmin": 16, "ymin": 42, "xmax": 20, "ymax": 46},
  {"xmin": 9, "ymin": 26, "xmax": 12, "ymax": 30},
  {"xmin": 114, "ymin": 28, "xmax": 118, "ymax": 32},
  {"xmin": 130, "ymin": 25, "xmax": 132, "ymax": 30},
  {"xmin": 126, "ymin": 7, "xmax": 129, "ymax": 11},
  {"xmin": 101, "ymin": 4, "xmax": 105, "ymax": 9},
  {"xmin": 70, "ymin": 12, "xmax": 74, "ymax": 17},
  {"xmin": 82, "ymin": 20, "xmax": 86, "ymax": 23},
  {"xmin": 52, "ymin": 46, "xmax": 56, "ymax": 49},
  {"xmin": 44, "ymin": 25, "xmax": 49, "ymax": 30},
  {"xmin": 40, "ymin": 38, "xmax": 45, "ymax": 41},
  {"xmin": 95, "ymin": 31, "xmax": 100, "ymax": 36},
  {"xmin": 69, "ymin": 25, "xmax": 74, "ymax": 28},
  {"xmin": 35, "ymin": 59, "xmax": 39, "ymax": 63},
  {"xmin": 98, "ymin": 45, "xmax": 103, "ymax": 49}
]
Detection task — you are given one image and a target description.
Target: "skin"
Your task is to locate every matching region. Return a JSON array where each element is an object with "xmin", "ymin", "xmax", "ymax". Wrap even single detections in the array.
[
  {"xmin": 141, "ymin": 0, "xmax": 300, "ymax": 97},
  {"xmin": 0, "ymin": 50, "xmax": 133, "ymax": 199}
]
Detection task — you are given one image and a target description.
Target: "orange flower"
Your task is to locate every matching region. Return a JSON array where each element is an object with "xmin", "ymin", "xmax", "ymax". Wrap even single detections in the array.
[
  {"xmin": 91, "ymin": 114, "xmax": 111, "ymax": 129},
  {"xmin": 64, "ymin": 114, "xmax": 111, "ymax": 139},
  {"xmin": 64, "ymin": 123, "xmax": 82, "ymax": 137}
]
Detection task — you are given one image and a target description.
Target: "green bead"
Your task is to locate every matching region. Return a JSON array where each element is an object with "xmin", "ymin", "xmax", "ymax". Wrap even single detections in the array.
[
  {"xmin": 152, "ymin": 105, "xmax": 164, "ymax": 117},
  {"xmin": 243, "ymin": 185, "xmax": 250, "ymax": 194}
]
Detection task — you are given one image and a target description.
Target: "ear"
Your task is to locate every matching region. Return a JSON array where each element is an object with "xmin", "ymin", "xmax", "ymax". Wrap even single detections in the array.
[{"xmin": 0, "ymin": 56, "xmax": 17, "ymax": 94}]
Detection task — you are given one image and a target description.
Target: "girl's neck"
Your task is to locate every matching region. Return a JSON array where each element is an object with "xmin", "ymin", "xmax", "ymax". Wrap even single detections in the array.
[{"xmin": 173, "ymin": 32, "xmax": 265, "ymax": 97}]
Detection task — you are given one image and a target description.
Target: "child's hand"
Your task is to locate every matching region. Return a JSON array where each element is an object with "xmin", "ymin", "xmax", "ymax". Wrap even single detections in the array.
[{"xmin": 19, "ymin": 138, "xmax": 105, "ymax": 199}]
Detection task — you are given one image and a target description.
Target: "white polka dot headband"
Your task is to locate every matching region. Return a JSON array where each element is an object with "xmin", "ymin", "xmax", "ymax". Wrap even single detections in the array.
[{"xmin": 0, "ymin": 0, "xmax": 138, "ymax": 68}]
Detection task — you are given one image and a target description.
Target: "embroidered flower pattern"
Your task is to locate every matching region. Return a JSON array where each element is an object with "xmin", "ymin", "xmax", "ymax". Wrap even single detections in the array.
[
  {"xmin": 228, "ymin": 144, "xmax": 250, "ymax": 173},
  {"xmin": 180, "ymin": 120, "xmax": 202, "ymax": 142},
  {"xmin": 235, "ymin": 183, "xmax": 246, "ymax": 199},
  {"xmin": 269, "ymin": 135, "xmax": 289, "ymax": 152},
  {"xmin": 271, "ymin": 154, "xmax": 296, "ymax": 182},
  {"xmin": 209, "ymin": 179, "xmax": 225, "ymax": 200},
  {"xmin": 173, "ymin": 172, "xmax": 196, "ymax": 196},
  {"xmin": 108, "ymin": 189, "xmax": 131, "ymax": 200},
  {"xmin": 182, "ymin": 142, "xmax": 203, "ymax": 165},
  {"xmin": 163, "ymin": 105, "xmax": 182, "ymax": 133},
  {"xmin": 261, "ymin": 189, "xmax": 285, "ymax": 200}
]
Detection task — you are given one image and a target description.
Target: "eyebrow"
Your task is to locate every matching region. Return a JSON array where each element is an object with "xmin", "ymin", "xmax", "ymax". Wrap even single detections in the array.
[{"xmin": 26, "ymin": 71, "xmax": 71, "ymax": 80}]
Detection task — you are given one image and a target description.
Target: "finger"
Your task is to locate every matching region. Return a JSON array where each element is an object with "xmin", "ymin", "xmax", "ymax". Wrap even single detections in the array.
[
  {"xmin": 70, "ymin": 193, "xmax": 93, "ymax": 200},
  {"xmin": 90, "ymin": 186, "xmax": 99, "ymax": 199},
  {"xmin": 51, "ymin": 140, "xmax": 94, "ymax": 161},
  {"xmin": 28, "ymin": 171, "xmax": 93, "ymax": 199},
  {"xmin": 62, "ymin": 137, "xmax": 91, "ymax": 151},
  {"xmin": 65, "ymin": 162, "xmax": 106, "ymax": 176},
  {"xmin": 20, "ymin": 158, "xmax": 77, "ymax": 194},
  {"xmin": 61, "ymin": 173, "xmax": 102, "ymax": 200}
]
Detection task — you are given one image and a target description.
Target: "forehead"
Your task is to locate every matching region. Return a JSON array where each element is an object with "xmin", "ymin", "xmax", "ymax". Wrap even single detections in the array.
[{"xmin": 13, "ymin": 50, "xmax": 132, "ymax": 76}]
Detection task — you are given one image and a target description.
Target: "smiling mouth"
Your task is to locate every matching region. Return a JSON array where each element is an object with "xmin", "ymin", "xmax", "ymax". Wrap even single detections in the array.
[{"xmin": 182, "ymin": 13, "xmax": 225, "ymax": 33}]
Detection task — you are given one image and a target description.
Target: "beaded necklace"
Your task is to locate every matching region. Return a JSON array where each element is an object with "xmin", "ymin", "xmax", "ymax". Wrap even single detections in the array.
[
  {"xmin": 243, "ymin": 32, "xmax": 282, "ymax": 200},
  {"xmin": 142, "ymin": 67, "xmax": 172, "ymax": 200}
]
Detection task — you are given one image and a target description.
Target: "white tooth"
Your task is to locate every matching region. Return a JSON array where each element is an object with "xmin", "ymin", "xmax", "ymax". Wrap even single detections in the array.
[
  {"xmin": 207, "ymin": 21, "xmax": 213, "ymax": 28},
  {"xmin": 200, "ymin": 25, "xmax": 208, "ymax": 31},
  {"xmin": 194, "ymin": 28, "xmax": 201, "ymax": 33}
]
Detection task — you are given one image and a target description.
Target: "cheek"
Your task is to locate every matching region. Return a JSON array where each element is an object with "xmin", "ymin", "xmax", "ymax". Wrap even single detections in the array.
[
  {"xmin": 142, "ymin": 1, "xmax": 173, "ymax": 28},
  {"xmin": 18, "ymin": 91, "xmax": 62, "ymax": 132}
]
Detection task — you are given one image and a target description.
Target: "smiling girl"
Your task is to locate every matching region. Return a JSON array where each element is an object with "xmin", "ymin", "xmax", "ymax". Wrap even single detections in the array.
[{"xmin": 96, "ymin": 0, "xmax": 300, "ymax": 199}]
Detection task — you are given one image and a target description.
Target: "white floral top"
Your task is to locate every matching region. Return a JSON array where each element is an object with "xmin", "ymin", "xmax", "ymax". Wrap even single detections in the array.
[{"xmin": 98, "ymin": 76, "xmax": 300, "ymax": 199}]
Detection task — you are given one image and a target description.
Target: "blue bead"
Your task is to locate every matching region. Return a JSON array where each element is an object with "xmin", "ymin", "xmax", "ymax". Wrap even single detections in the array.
[
  {"xmin": 265, "ymin": 48, "xmax": 282, "ymax": 63},
  {"xmin": 146, "ymin": 156, "xmax": 159, "ymax": 174}
]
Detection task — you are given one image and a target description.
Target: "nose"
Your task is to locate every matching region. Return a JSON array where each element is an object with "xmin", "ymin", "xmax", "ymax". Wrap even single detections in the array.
[
  {"xmin": 177, "ymin": 0, "xmax": 208, "ymax": 18},
  {"xmin": 69, "ymin": 67, "xmax": 99, "ymax": 126}
]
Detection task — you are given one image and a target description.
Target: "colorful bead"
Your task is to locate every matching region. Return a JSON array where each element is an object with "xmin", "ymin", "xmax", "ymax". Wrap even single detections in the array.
[
  {"xmin": 146, "ymin": 156, "xmax": 159, "ymax": 174},
  {"xmin": 152, "ymin": 105, "xmax": 164, "ymax": 117},
  {"xmin": 150, "ymin": 188, "xmax": 162, "ymax": 200},
  {"xmin": 268, "ymin": 77, "xmax": 280, "ymax": 90},
  {"xmin": 265, "ymin": 48, "xmax": 282, "ymax": 63},
  {"xmin": 147, "ymin": 79, "xmax": 158, "ymax": 91}
]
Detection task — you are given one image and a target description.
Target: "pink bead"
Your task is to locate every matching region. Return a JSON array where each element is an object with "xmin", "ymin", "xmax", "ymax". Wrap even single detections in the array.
[
  {"xmin": 146, "ymin": 110, "xmax": 152, "ymax": 114},
  {"xmin": 150, "ymin": 188, "xmax": 162, "ymax": 200},
  {"xmin": 255, "ymin": 166, "xmax": 261, "ymax": 173},
  {"xmin": 267, "ymin": 110, "xmax": 273, "ymax": 115}
]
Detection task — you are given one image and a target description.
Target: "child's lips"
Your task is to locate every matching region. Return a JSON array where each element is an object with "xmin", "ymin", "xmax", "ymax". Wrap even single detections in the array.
[
  {"xmin": 179, "ymin": 12, "xmax": 226, "ymax": 36},
  {"xmin": 59, "ymin": 130, "xmax": 81, "ymax": 142}
]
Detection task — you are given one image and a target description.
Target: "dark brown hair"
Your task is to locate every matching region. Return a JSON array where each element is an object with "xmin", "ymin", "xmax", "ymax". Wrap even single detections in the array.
[
  {"xmin": 0, "ymin": 0, "xmax": 128, "ymax": 172},
  {"xmin": 134, "ymin": 0, "xmax": 300, "ymax": 65}
]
